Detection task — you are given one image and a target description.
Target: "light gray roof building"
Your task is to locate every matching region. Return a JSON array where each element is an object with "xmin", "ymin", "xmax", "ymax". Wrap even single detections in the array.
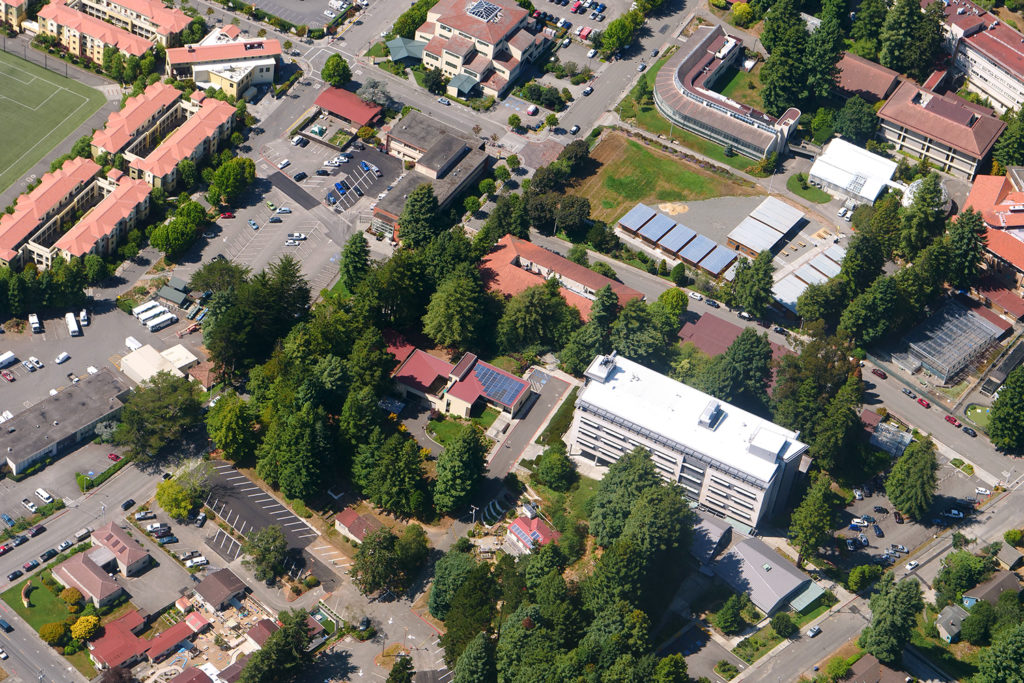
[
  {"xmin": 713, "ymin": 538, "xmax": 812, "ymax": 614},
  {"xmin": 692, "ymin": 514, "xmax": 732, "ymax": 565},
  {"xmin": 618, "ymin": 203, "xmax": 656, "ymax": 232},
  {"xmin": 749, "ymin": 196, "xmax": 805, "ymax": 234}
]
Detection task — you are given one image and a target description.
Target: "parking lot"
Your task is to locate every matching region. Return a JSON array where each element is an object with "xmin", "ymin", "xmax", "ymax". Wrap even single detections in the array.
[
  {"xmin": 834, "ymin": 458, "xmax": 991, "ymax": 571},
  {"xmin": 203, "ymin": 462, "xmax": 338, "ymax": 587}
]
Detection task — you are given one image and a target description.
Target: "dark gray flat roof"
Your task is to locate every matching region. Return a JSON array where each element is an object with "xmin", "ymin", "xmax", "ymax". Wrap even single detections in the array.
[
  {"xmin": 388, "ymin": 110, "xmax": 476, "ymax": 154},
  {"xmin": 417, "ymin": 133, "xmax": 468, "ymax": 173},
  {"xmin": 0, "ymin": 368, "xmax": 129, "ymax": 468},
  {"xmin": 379, "ymin": 148, "xmax": 489, "ymax": 218}
]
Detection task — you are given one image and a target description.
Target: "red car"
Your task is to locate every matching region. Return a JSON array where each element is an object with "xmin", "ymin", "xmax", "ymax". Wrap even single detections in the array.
[
  {"xmin": 871, "ymin": 368, "xmax": 887, "ymax": 379},
  {"xmin": 219, "ymin": 212, "xmax": 234, "ymax": 219},
  {"xmin": 0, "ymin": 545, "xmax": 11, "ymax": 556},
  {"xmin": 945, "ymin": 414, "xmax": 961, "ymax": 427},
  {"xmin": 0, "ymin": 371, "xmax": 13, "ymax": 383},
  {"xmin": 918, "ymin": 398, "xmax": 931, "ymax": 409},
  {"xmin": 107, "ymin": 453, "xmax": 122, "ymax": 462}
]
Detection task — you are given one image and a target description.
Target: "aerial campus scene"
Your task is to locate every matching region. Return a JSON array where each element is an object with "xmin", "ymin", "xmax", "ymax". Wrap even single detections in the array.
[{"xmin": 2, "ymin": 0, "xmax": 1024, "ymax": 681}]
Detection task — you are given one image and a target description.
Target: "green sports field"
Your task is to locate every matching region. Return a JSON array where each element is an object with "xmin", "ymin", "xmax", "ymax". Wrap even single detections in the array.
[{"xmin": 0, "ymin": 50, "xmax": 106, "ymax": 195}]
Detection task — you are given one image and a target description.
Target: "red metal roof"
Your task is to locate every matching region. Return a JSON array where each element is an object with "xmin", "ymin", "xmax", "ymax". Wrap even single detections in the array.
[
  {"xmin": 507, "ymin": 516, "xmax": 560, "ymax": 550},
  {"xmin": 392, "ymin": 349, "xmax": 454, "ymax": 395},
  {"xmin": 88, "ymin": 610, "xmax": 146, "ymax": 669},
  {"xmin": 314, "ymin": 88, "xmax": 383, "ymax": 127},
  {"xmin": 977, "ymin": 277, "xmax": 1024, "ymax": 319},
  {"xmin": 38, "ymin": 3, "xmax": 151, "ymax": 56},
  {"xmin": 146, "ymin": 621, "xmax": 195, "ymax": 661},
  {"xmin": 334, "ymin": 508, "xmax": 383, "ymax": 542},
  {"xmin": 166, "ymin": 39, "xmax": 281, "ymax": 66},
  {"xmin": 836, "ymin": 52, "xmax": 900, "ymax": 102}
]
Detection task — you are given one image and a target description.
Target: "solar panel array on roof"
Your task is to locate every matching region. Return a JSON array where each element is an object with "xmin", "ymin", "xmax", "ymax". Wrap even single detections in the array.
[
  {"xmin": 794, "ymin": 264, "xmax": 828, "ymax": 285},
  {"xmin": 808, "ymin": 252, "xmax": 841, "ymax": 278},
  {"xmin": 699, "ymin": 245, "xmax": 739, "ymax": 275},
  {"xmin": 657, "ymin": 223, "xmax": 697, "ymax": 253},
  {"xmin": 750, "ymin": 197, "xmax": 804, "ymax": 233},
  {"xmin": 728, "ymin": 216, "xmax": 785, "ymax": 254},
  {"xmin": 511, "ymin": 525, "xmax": 535, "ymax": 548},
  {"xmin": 474, "ymin": 364, "xmax": 527, "ymax": 406},
  {"xmin": 467, "ymin": 0, "xmax": 502, "ymax": 21},
  {"xmin": 680, "ymin": 234, "xmax": 716, "ymax": 264},
  {"xmin": 638, "ymin": 213, "xmax": 676, "ymax": 242},
  {"xmin": 618, "ymin": 204, "xmax": 656, "ymax": 232}
]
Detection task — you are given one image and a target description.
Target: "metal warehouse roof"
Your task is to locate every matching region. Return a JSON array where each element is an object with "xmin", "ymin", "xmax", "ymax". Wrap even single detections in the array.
[
  {"xmin": 824, "ymin": 244, "xmax": 847, "ymax": 263},
  {"xmin": 750, "ymin": 197, "xmax": 804, "ymax": 234},
  {"xmin": 618, "ymin": 203, "xmax": 656, "ymax": 232},
  {"xmin": 808, "ymin": 252, "xmax": 842, "ymax": 278},
  {"xmin": 795, "ymin": 264, "xmax": 829, "ymax": 285},
  {"xmin": 728, "ymin": 216, "xmax": 785, "ymax": 253},
  {"xmin": 772, "ymin": 274, "xmax": 808, "ymax": 313},
  {"xmin": 657, "ymin": 223, "xmax": 697, "ymax": 253},
  {"xmin": 638, "ymin": 213, "xmax": 676, "ymax": 242},
  {"xmin": 699, "ymin": 245, "xmax": 739, "ymax": 275},
  {"xmin": 680, "ymin": 234, "xmax": 716, "ymax": 264}
]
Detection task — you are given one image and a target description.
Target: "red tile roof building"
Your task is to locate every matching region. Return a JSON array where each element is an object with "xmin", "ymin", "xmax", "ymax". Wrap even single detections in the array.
[
  {"xmin": 315, "ymin": 88, "xmax": 383, "ymax": 130},
  {"xmin": 334, "ymin": 508, "xmax": 384, "ymax": 544},
  {"xmin": 415, "ymin": 0, "xmax": 546, "ymax": 97},
  {"xmin": 0, "ymin": 156, "xmax": 100, "ymax": 266},
  {"xmin": 165, "ymin": 35, "xmax": 280, "ymax": 98},
  {"xmin": 146, "ymin": 621, "xmax": 196, "ymax": 662},
  {"xmin": 961, "ymin": 170, "xmax": 1024, "ymax": 299},
  {"xmin": 53, "ymin": 552, "xmax": 124, "ymax": 607},
  {"xmin": 38, "ymin": 2, "xmax": 151, "ymax": 60},
  {"xmin": 480, "ymin": 235, "xmax": 644, "ymax": 321},
  {"xmin": 87, "ymin": 610, "xmax": 147, "ymax": 670},
  {"xmin": 130, "ymin": 97, "xmax": 235, "ymax": 189},
  {"xmin": 69, "ymin": 0, "xmax": 190, "ymax": 46},
  {"xmin": 392, "ymin": 348, "xmax": 531, "ymax": 418},
  {"xmin": 677, "ymin": 313, "xmax": 793, "ymax": 392},
  {"xmin": 655, "ymin": 24, "xmax": 800, "ymax": 160},
  {"xmin": 92, "ymin": 82, "xmax": 182, "ymax": 156},
  {"xmin": 929, "ymin": 0, "xmax": 1024, "ymax": 113},
  {"xmin": 877, "ymin": 81, "xmax": 1005, "ymax": 178},
  {"xmin": 52, "ymin": 174, "xmax": 151, "ymax": 263},
  {"xmin": 835, "ymin": 52, "xmax": 901, "ymax": 102},
  {"xmin": 166, "ymin": 37, "xmax": 281, "ymax": 67},
  {"xmin": 169, "ymin": 670, "xmax": 213, "ymax": 683},
  {"xmin": 506, "ymin": 515, "xmax": 560, "ymax": 555}
]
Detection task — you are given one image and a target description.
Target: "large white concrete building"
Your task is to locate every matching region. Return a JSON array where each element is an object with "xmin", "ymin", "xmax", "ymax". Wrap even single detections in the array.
[{"xmin": 565, "ymin": 353, "xmax": 808, "ymax": 528}]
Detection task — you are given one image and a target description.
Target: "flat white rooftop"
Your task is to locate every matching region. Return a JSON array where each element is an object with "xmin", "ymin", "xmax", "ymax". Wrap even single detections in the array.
[
  {"xmin": 809, "ymin": 138, "xmax": 898, "ymax": 203},
  {"xmin": 579, "ymin": 354, "xmax": 806, "ymax": 484}
]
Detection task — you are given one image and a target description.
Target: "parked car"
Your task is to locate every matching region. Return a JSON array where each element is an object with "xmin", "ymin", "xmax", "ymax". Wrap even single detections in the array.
[
  {"xmin": 219, "ymin": 212, "xmax": 234, "ymax": 219},
  {"xmin": 858, "ymin": 533, "xmax": 869, "ymax": 546},
  {"xmin": 944, "ymin": 509, "xmax": 964, "ymax": 519},
  {"xmin": 20, "ymin": 360, "xmax": 33, "ymax": 372},
  {"xmin": 962, "ymin": 426, "xmax": 977, "ymax": 437},
  {"xmin": 145, "ymin": 522, "xmax": 167, "ymax": 533},
  {"xmin": 195, "ymin": 512, "xmax": 207, "ymax": 528},
  {"xmin": 0, "ymin": 647, "xmax": 8, "ymax": 659},
  {"xmin": 121, "ymin": 499, "xmax": 135, "ymax": 511},
  {"xmin": 945, "ymin": 415, "xmax": 961, "ymax": 427},
  {"xmin": 276, "ymin": 159, "xmax": 290, "ymax": 170},
  {"xmin": 21, "ymin": 499, "xmax": 35, "ymax": 513},
  {"xmin": 39, "ymin": 549, "xmax": 56, "ymax": 562},
  {"xmin": 276, "ymin": 207, "xmax": 292, "ymax": 214},
  {"xmin": 248, "ymin": 219, "xmax": 259, "ymax": 230},
  {"xmin": 637, "ymin": 62, "xmax": 647, "ymax": 72},
  {"xmin": 26, "ymin": 525, "xmax": 42, "ymax": 537},
  {"xmin": 807, "ymin": 626, "xmax": 821, "ymax": 638},
  {"xmin": 873, "ymin": 506, "xmax": 888, "ymax": 514},
  {"xmin": 135, "ymin": 510, "xmax": 155, "ymax": 521},
  {"xmin": 853, "ymin": 489, "xmax": 863, "ymax": 500},
  {"xmin": 917, "ymin": 398, "xmax": 931, "ymax": 408},
  {"xmin": 9, "ymin": 536, "xmax": 25, "ymax": 547},
  {"xmin": 266, "ymin": 201, "xmax": 277, "ymax": 211},
  {"xmin": 706, "ymin": 299, "xmax": 720, "ymax": 308},
  {"xmin": 22, "ymin": 560, "xmax": 38, "ymax": 572},
  {"xmin": 901, "ymin": 387, "xmax": 916, "ymax": 399},
  {"xmin": 108, "ymin": 452, "xmax": 121, "ymax": 462},
  {"xmin": 905, "ymin": 560, "xmax": 919, "ymax": 571},
  {"xmin": 5, "ymin": 571, "xmax": 20, "ymax": 582},
  {"xmin": 851, "ymin": 518, "xmax": 869, "ymax": 527},
  {"xmin": 185, "ymin": 556, "xmax": 208, "ymax": 568},
  {"xmin": 438, "ymin": 97, "xmax": 451, "ymax": 105},
  {"xmin": 894, "ymin": 511, "xmax": 904, "ymax": 524},
  {"xmin": 0, "ymin": 514, "xmax": 14, "ymax": 528},
  {"xmin": 0, "ymin": 370, "xmax": 14, "ymax": 382},
  {"xmin": 569, "ymin": 124, "xmax": 581, "ymax": 135},
  {"xmin": 891, "ymin": 544, "xmax": 908, "ymax": 553},
  {"xmin": 872, "ymin": 524, "xmax": 884, "ymax": 537},
  {"xmin": 57, "ymin": 540, "xmax": 72, "ymax": 551},
  {"xmin": 292, "ymin": 171, "xmax": 307, "ymax": 182},
  {"xmin": 871, "ymin": 368, "xmax": 887, "ymax": 379},
  {"xmin": 158, "ymin": 535, "xmax": 178, "ymax": 545},
  {"xmin": 269, "ymin": 216, "xmax": 283, "ymax": 224},
  {"xmin": 845, "ymin": 539, "xmax": 856, "ymax": 551},
  {"xmin": 179, "ymin": 550, "xmax": 200, "ymax": 561},
  {"xmin": 861, "ymin": 515, "xmax": 876, "ymax": 523},
  {"xmin": 316, "ymin": 169, "xmax": 330, "ymax": 176},
  {"xmin": 152, "ymin": 528, "xmax": 173, "ymax": 538},
  {"xmin": 29, "ymin": 357, "xmax": 42, "ymax": 369},
  {"xmin": 976, "ymin": 487, "xmax": 992, "ymax": 496}
]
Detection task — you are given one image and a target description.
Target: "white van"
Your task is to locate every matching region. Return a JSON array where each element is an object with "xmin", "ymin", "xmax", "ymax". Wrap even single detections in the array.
[
  {"xmin": 55, "ymin": 352, "xmax": 70, "ymax": 364},
  {"xmin": 28, "ymin": 314, "xmax": 41, "ymax": 334},
  {"xmin": 34, "ymin": 489, "xmax": 53, "ymax": 504},
  {"xmin": 291, "ymin": 135, "xmax": 303, "ymax": 145}
]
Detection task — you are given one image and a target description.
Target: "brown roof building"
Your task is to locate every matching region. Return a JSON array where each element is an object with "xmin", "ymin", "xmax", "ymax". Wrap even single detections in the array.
[
  {"xmin": 314, "ymin": 88, "xmax": 383, "ymax": 130},
  {"xmin": 835, "ymin": 52, "xmax": 900, "ymax": 102},
  {"xmin": 92, "ymin": 521, "xmax": 151, "ymax": 575},
  {"xmin": 334, "ymin": 508, "xmax": 384, "ymax": 544},
  {"xmin": 244, "ymin": 618, "xmax": 279, "ymax": 648},
  {"xmin": 877, "ymin": 81, "xmax": 1005, "ymax": 178},
  {"xmin": 847, "ymin": 653, "xmax": 912, "ymax": 683},
  {"xmin": 53, "ymin": 553, "xmax": 124, "ymax": 608},
  {"xmin": 195, "ymin": 569, "xmax": 247, "ymax": 611}
]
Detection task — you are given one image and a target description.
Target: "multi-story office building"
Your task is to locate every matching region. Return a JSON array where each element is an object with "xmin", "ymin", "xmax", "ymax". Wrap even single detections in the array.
[
  {"xmin": 414, "ymin": 0, "xmax": 547, "ymax": 97},
  {"xmin": 933, "ymin": 0, "xmax": 1024, "ymax": 113},
  {"xmin": 165, "ymin": 27, "xmax": 281, "ymax": 99},
  {"xmin": 565, "ymin": 353, "xmax": 808, "ymax": 528},
  {"xmin": 654, "ymin": 24, "xmax": 800, "ymax": 160},
  {"xmin": 877, "ymin": 81, "xmax": 1005, "ymax": 179}
]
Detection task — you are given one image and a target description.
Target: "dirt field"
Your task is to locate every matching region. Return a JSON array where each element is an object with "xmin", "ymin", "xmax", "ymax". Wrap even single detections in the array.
[{"xmin": 571, "ymin": 131, "xmax": 759, "ymax": 223}]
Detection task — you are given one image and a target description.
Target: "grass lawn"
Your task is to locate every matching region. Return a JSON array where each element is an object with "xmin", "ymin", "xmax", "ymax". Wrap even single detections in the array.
[
  {"xmin": 786, "ymin": 174, "xmax": 832, "ymax": 203},
  {"xmin": 536, "ymin": 387, "xmax": 578, "ymax": 446},
  {"xmin": 366, "ymin": 42, "xmax": 388, "ymax": 58},
  {"xmin": 716, "ymin": 64, "xmax": 763, "ymax": 110},
  {"xmin": 733, "ymin": 625, "xmax": 784, "ymax": 663},
  {"xmin": 569, "ymin": 132, "xmax": 757, "ymax": 223},
  {"xmin": 486, "ymin": 355, "xmax": 522, "ymax": 374},
  {"xmin": 1, "ymin": 574, "xmax": 70, "ymax": 630},
  {"xmin": 0, "ymin": 50, "xmax": 106, "ymax": 195},
  {"xmin": 426, "ymin": 417, "xmax": 463, "ymax": 446},
  {"xmin": 936, "ymin": 380, "xmax": 969, "ymax": 400},
  {"xmin": 67, "ymin": 650, "xmax": 96, "ymax": 678},
  {"xmin": 965, "ymin": 403, "xmax": 991, "ymax": 430},
  {"xmin": 470, "ymin": 406, "xmax": 499, "ymax": 431}
]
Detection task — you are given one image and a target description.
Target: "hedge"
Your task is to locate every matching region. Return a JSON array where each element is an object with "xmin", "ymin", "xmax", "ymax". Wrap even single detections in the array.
[
  {"xmin": 0, "ymin": 499, "xmax": 66, "ymax": 543},
  {"xmin": 536, "ymin": 387, "xmax": 579, "ymax": 445},
  {"xmin": 8, "ymin": 457, "xmax": 53, "ymax": 482},
  {"xmin": 76, "ymin": 455, "xmax": 131, "ymax": 492},
  {"xmin": 274, "ymin": 69, "xmax": 304, "ymax": 98}
]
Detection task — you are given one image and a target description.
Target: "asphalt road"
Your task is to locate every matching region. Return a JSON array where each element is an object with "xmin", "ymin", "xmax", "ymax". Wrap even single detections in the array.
[{"xmin": 487, "ymin": 371, "xmax": 571, "ymax": 476}]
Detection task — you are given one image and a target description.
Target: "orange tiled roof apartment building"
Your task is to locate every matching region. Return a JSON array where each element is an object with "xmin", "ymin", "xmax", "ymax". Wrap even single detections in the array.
[
  {"xmin": 92, "ymin": 81, "xmax": 183, "ymax": 157},
  {"xmin": 37, "ymin": 1, "xmax": 152, "ymax": 60},
  {"xmin": 68, "ymin": 0, "xmax": 190, "ymax": 46},
  {"xmin": 0, "ymin": 0, "xmax": 27, "ymax": 31}
]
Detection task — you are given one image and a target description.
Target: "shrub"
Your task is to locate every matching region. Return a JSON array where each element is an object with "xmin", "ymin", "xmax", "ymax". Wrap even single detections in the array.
[
  {"xmin": 303, "ymin": 575, "xmax": 320, "ymax": 588},
  {"xmin": 71, "ymin": 615, "xmax": 100, "ymax": 641},
  {"xmin": 60, "ymin": 587, "xmax": 83, "ymax": 605},
  {"xmin": 1005, "ymin": 528, "xmax": 1023, "ymax": 546},
  {"xmin": 770, "ymin": 612, "xmax": 796, "ymax": 638},
  {"xmin": 39, "ymin": 622, "xmax": 68, "ymax": 646}
]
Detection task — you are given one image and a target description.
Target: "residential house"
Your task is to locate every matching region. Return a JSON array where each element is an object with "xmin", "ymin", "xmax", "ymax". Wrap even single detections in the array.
[
  {"xmin": 505, "ymin": 515, "xmax": 560, "ymax": 556},
  {"xmin": 997, "ymin": 543, "xmax": 1023, "ymax": 570},
  {"xmin": 877, "ymin": 81, "xmax": 1006, "ymax": 179},
  {"xmin": 333, "ymin": 508, "xmax": 383, "ymax": 544},
  {"xmin": 195, "ymin": 569, "xmax": 247, "ymax": 612},
  {"xmin": 244, "ymin": 619, "xmax": 278, "ymax": 649},
  {"xmin": 962, "ymin": 570, "xmax": 1021, "ymax": 608},
  {"xmin": 480, "ymin": 234, "xmax": 644, "ymax": 320},
  {"xmin": 146, "ymin": 621, "xmax": 197, "ymax": 663},
  {"xmin": 391, "ymin": 349, "xmax": 531, "ymax": 418},
  {"xmin": 937, "ymin": 604, "xmax": 969, "ymax": 643},
  {"xmin": 169, "ymin": 670, "xmax": 213, "ymax": 683},
  {"xmin": 846, "ymin": 653, "xmax": 912, "ymax": 683}
]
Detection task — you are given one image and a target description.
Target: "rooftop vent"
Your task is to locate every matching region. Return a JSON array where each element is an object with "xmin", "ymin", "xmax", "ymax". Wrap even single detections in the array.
[{"xmin": 698, "ymin": 400, "xmax": 722, "ymax": 430}]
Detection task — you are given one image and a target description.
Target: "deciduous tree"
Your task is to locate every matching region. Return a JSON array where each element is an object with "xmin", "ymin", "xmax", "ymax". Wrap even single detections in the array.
[
  {"xmin": 71, "ymin": 615, "xmax": 100, "ymax": 641},
  {"xmin": 321, "ymin": 54, "xmax": 352, "ymax": 86},
  {"xmin": 729, "ymin": 251, "xmax": 775, "ymax": 317},
  {"xmin": 242, "ymin": 525, "xmax": 288, "ymax": 582},
  {"xmin": 206, "ymin": 392, "xmax": 259, "ymax": 464},
  {"xmin": 835, "ymin": 96, "xmax": 878, "ymax": 144}
]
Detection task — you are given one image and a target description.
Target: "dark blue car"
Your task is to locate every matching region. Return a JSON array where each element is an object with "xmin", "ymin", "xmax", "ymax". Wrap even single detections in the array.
[{"xmin": 359, "ymin": 160, "xmax": 370, "ymax": 172}]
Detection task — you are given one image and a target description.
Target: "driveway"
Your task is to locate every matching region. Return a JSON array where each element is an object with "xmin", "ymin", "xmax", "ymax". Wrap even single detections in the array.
[{"xmin": 487, "ymin": 371, "xmax": 572, "ymax": 476}]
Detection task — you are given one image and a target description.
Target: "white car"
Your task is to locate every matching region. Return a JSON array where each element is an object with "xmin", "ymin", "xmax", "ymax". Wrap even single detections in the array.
[
  {"xmin": 276, "ymin": 207, "xmax": 292, "ymax": 214},
  {"xmin": 55, "ymin": 352, "xmax": 70, "ymax": 364},
  {"xmin": 688, "ymin": 292, "xmax": 703, "ymax": 301},
  {"xmin": 850, "ymin": 518, "xmax": 869, "ymax": 527},
  {"xmin": 587, "ymin": 48, "xmax": 598, "ymax": 58},
  {"xmin": 285, "ymin": 240, "xmax": 301, "ymax": 246},
  {"xmin": 0, "ymin": 648, "xmax": 7, "ymax": 660},
  {"xmin": 324, "ymin": 9, "xmax": 336, "ymax": 17},
  {"xmin": 976, "ymin": 487, "xmax": 991, "ymax": 496},
  {"xmin": 944, "ymin": 509, "xmax": 964, "ymax": 519},
  {"xmin": 185, "ymin": 556, "xmax": 208, "ymax": 568},
  {"xmin": 35, "ymin": 489, "xmax": 52, "ymax": 504},
  {"xmin": 287, "ymin": 233, "xmax": 307, "ymax": 240},
  {"xmin": 806, "ymin": 626, "xmax": 821, "ymax": 638},
  {"xmin": 21, "ymin": 360, "xmax": 34, "ymax": 372},
  {"xmin": 905, "ymin": 560, "xmax": 919, "ymax": 571},
  {"xmin": 277, "ymin": 159, "xmax": 290, "ymax": 169},
  {"xmin": 145, "ymin": 522, "xmax": 167, "ymax": 533},
  {"xmin": 29, "ymin": 356, "xmax": 43, "ymax": 369}
]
